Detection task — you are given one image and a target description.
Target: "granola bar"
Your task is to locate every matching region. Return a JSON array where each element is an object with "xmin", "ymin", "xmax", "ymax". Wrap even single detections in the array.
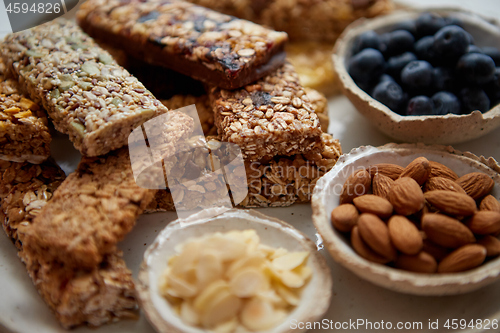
[
  {"xmin": 0, "ymin": 60, "xmax": 51, "ymax": 163},
  {"xmin": 209, "ymin": 62, "xmax": 323, "ymax": 162},
  {"xmin": 187, "ymin": 0, "xmax": 394, "ymax": 42},
  {"xmin": 0, "ymin": 160, "xmax": 138, "ymax": 328},
  {"xmin": 145, "ymin": 133, "xmax": 342, "ymax": 211},
  {"xmin": 1, "ymin": 19, "xmax": 170, "ymax": 157},
  {"xmin": 21, "ymin": 148, "xmax": 157, "ymax": 270},
  {"xmin": 76, "ymin": 0, "xmax": 288, "ymax": 90}
]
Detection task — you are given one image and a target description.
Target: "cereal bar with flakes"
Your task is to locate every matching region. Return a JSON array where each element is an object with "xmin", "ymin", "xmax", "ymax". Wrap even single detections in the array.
[
  {"xmin": 145, "ymin": 133, "xmax": 342, "ymax": 211},
  {"xmin": 0, "ymin": 60, "xmax": 51, "ymax": 164},
  {"xmin": 1, "ymin": 19, "xmax": 170, "ymax": 157},
  {"xmin": 208, "ymin": 62, "xmax": 324, "ymax": 162},
  {"xmin": 187, "ymin": 0, "xmax": 394, "ymax": 43},
  {"xmin": 20, "ymin": 148, "xmax": 157, "ymax": 270},
  {"xmin": 0, "ymin": 160, "xmax": 138, "ymax": 329},
  {"xmin": 76, "ymin": 0, "xmax": 288, "ymax": 90}
]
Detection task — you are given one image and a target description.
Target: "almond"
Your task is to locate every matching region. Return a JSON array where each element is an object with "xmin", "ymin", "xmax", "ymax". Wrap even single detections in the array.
[
  {"xmin": 372, "ymin": 173, "xmax": 394, "ymax": 200},
  {"xmin": 437, "ymin": 244, "xmax": 486, "ymax": 273},
  {"xmin": 423, "ymin": 177, "xmax": 467, "ymax": 195},
  {"xmin": 340, "ymin": 169, "xmax": 371, "ymax": 204},
  {"xmin": 388, "ymin": 216, "xmax": 423, "ymax": 255},
  {"xmin": 477, "ymin": 235, "xmax": 500, "ymax": 257},
  {"xmin": 330, "ymin": 204, "xmax": 359, "ymax": 233},
  {"xmin": 456, "ymin": 172, "xmax": 494, "ymax": 200},
  {"xmin": 424, "ymin": 190, "xmax": 477, "ymax": 217},
  {"xmin": 367, "ymin": 163, "xmax": 403, "ymax": 180},
  {"xmin": 395, "ymin": 252, "xmax": 437, "ymax": 273},
  {"xmin": 388, "ymin": 177, "xmax": 425, "ymax": 216},
  {"xmin": 421, "ymin": 236, "xmax": 450, "ymax": 262},
  {"xmin": 466, "ymin": 211, "xmax": 500, "ymax": 235},
  {"xmin": 357, "ymin": 213, "xmax": 397, "ymax": 261},
  {"xmin": 421, "ymin": 213, "xmax": 476, "ymax": 248},
  {"xmin": 480, "ymin": 195, "xmax": 500, "ymax": 213},
  {"xmin": 353, "ymin": 195, "xmax": 393, "ymax": 219},
  {"xmin": 399, "ymin": 157, "xmax": 431, "ymax": 185},
  {"xmin": 351, "ymin": 226, "xmax": 391, "ymax": 264},
  {"xmin": 429, "ymin": 161, "xmax": 458, "ymax": 180}
]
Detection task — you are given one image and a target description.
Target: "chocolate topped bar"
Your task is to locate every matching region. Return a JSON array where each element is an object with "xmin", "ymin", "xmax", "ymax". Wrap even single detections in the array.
[{"xmin": 77, "ymin": 0, "xmax": 288, "ymax": 90}]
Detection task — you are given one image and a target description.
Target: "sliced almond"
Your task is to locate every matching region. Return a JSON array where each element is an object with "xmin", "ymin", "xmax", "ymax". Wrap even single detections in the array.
[
  {"xmin": 212, "ymin": 318, "xmax": 238, "ymax": 333},
  {"xmin": 200, "ymin": 289, "xmax": 242, "ymax": 328},
  {"xmin": 272, "ymin": 251, "xmax": 309, "ymax": 271},
  {"xmin": 171, "ymin": 241, "xmax": 201, "ymax": 276},
  {"xmin": 270, "ymin": 247, "xmax": 288, "ymax": 260},
  {"xmin": 395, "ymin": 252, "xmax": 437, "ymax": 273},
  {"xmin": 180, "ymin": 301, "xmax": 200, "ymax": 326},
  {"xmin": 167, "ymin": 274, "xmax": 198, "ymax": 298},
  {"xmin": 388, "ymin": 215, "xmax": 423, "ymax": 255},
  {"xmin": 274, "ymin": 282, "xmax": 300, "ymax": 306},
  {"xmin": 196, "ymin": 251, "xmax": 223, "ymax": 288},
  {"xmin": 456, "ymin": 172, "xmax": 495, "ymax": 200},
  {"xmin": 399, "ymin": 157, "xmax": 431, "ymax": 185},
  {"xmin": 330, "ymin": 203, "xmax": 359, "ymax": 232},
  {"xmin": 204, "ymin": 235, "xmax": 247, "ymax": 261},
  {"xmin": 421, "ymin": 213, "xmax": 476, "ymax": 249},
  {"xmin": 353, "ymin": 194, "xmax": 393, "ymax": 218},
  {"xmin": 230, "ymin": 267, "xmax": 268, "ymax": 298},
  {"xmin": 466, "ymin": 211, "xmax": 500, "ymax": 235},
  {"xmin": 194, "ymin": 280, "xmax": 229, "ymax": 311},
  {"xmin": 438, "ymin": 244, "xmax": 487, "ymax": 273},
  {"xmin": 241, "ymin": 298, "xmax": 285, "ymax": 331},
  {"xmin": 226, "ymin": 255, "xmax": 266, "ymax": 279},
  {"xmin": 357, "ymin": 214, "xmax": 397, "ymax": 261}
]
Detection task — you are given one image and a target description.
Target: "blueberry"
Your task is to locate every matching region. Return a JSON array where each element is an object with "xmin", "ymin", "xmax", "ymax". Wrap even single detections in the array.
[
  {"xmin": 460, "ymin": 87, "xmax": 490, "ymax": 113},
  {"xmin": 415, "ymin": 36, "xmax": 437, "ymax": 64},
  {"xmin": 431, "ymin": 92, "xmax": 461, "ymax": 115},
  {"xmin": 352, "ymin": 31, "xmax": 381, "ymax": 54},
  {"xmin": 383, "ymin": 30, "xmax": 415, "ymax": 57},
  {"xmin": 484, "ymin": 67, "xmax": 500, "ymax": 106},
  {"xmin": 372, "ymin": 80, "xmax": 406, "ymax": 112},
  {"xmin": 348, "ymin": 48, "xmax": 385, "ymax": 84},
  {"xmin": 378, "ymin": 74, "xmax": 396, "ymax": 84},
  {"xmin": 393, "ymin": 20, "xmax": 417, "ymax": 37},
  {"xmin": 456, "ymin": 53, "xmax": 496, "ymax": 85},
  {"xmin": 444, "ymin": 16, "xmax": 463, "ymax": 28},
  {"xmin": 467, "ymin": 45, "xmax": 483, "ymax": 54},
  {"xmin": 386, "ymin": 52, "xmax": 417, "ymax": 79},
  {"xmin": 432, "ymin": 67, "xmax": 455, "ymax": 91},
  {"xmin": 415, "ymin": 12, "xmax": 446, "ymax": 38},
  {"xmin": 407, "ymin": 96, "xmax": 434, "ymax": 115},
  {"xmin": 401, "ymin": 60, "xmax": 434, "ymax": 90},
  {"xmin": 433, "ymin": 25, "xmax": 469, "ymax": 59},
  {"xmin": 482, "ymin": 47, "xmax": 500, "ymax": 66}
]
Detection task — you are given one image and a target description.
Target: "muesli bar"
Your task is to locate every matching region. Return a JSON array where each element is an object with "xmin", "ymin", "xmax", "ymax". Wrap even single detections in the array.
[
  {"xmin": 0, "ymin": 19, "xmax": 169, "ymax": 157},
  {"xmin": 76, "ymin": 0, "xmax": 288, "ymax": 90},
  {"xmin": 0, "ymin": 60, "xmax": 51, "ymax": 163},
  {"xmin": 208, "ymin": 62, "xmax": 324, "ymax": 162},
  {"xmin": 0, "ymin": 160, "xmax": 138, "ymax": 329},
  {"xmin": 145, "ymin": 133, "xmax": 342, "ymax": 211}
]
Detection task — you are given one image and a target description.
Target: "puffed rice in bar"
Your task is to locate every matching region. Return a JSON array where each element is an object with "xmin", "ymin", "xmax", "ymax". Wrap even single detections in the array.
[
  {"xmin": 0, "ymin": 60, "xmax": 51, "ymax": 164},
  {"xmin": 0, "ymin": 160, "xmax": 138, "ymax": 329},
  {"xmin": 187, "ymin": 0, "xmax": 394, "ymax": 42},
  {"xmin": 0, "ymin": 19, "xmax": 170, "ymax": 157},
  {"xmin": 209, "ymin": 62, "xmax": 324, "ymax": 162},
  {"xmin": 145, "ymin": 133, "xmax": 342, "ymax": 212},
  {"xmin": 76, "ymin": 0, "xmax": 288, "ymax": 90}
]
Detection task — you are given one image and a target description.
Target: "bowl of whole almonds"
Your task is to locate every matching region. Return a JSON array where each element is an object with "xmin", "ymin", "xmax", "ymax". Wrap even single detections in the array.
[
  {"xmin": 333, "ymin": 8, "xmax": 500, "ymax": 144},
  {"xmin": 312, "ymin": 143, "xmax": 500, "ymax": 295}
]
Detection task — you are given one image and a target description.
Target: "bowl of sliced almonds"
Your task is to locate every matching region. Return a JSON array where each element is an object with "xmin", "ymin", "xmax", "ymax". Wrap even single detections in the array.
[
  {"xmin": 312, "ymin": 143, "xmax": 500, "ymax": 295},
  {"xmin": 137, "ymin": 208, "xmax": 332, "ymax": 333}
]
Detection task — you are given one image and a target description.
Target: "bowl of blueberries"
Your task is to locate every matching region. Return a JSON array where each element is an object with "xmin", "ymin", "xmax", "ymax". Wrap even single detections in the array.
[{"xmin": 333, "ymin": 8, "xmax": 500, "ymax": 144}]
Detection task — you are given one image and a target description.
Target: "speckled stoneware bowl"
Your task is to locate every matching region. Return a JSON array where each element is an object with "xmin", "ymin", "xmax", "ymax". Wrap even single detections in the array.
[
  {"xmin": 312, "ymin": 143, "xmax": 500, "ymax": 295},
  {"xmin": 333, "ymin": 8, "xmax": 500, "ymax": 144},
  {"xmin": 137, "ymin": 208, "xmax": 332, "ymax": 333}
]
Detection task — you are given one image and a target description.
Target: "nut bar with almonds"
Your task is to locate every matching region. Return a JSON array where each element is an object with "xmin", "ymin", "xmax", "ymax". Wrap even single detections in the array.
[
  {"xmin": 76, "ymin": 0, "xmax": 288, "ymax": 90},
  {"xmin": 209, "ymin": 62, "xmax": 324, "ymax": 162},
  {"xmin": 0, "ymin": 160, "xmax": 138, "ymax": 329},
  {"xmin": 0, "ymin": 60, "xmax": 51, "ymax": 164},
  {"xmin": 186, "ymin": 0, "xmax": 394, "ymax": 43},
  {"xmin": 145, "ymin": 133, "xmax": 342, "ymax": 211},
  {"xmin": 1, "ymin": 19, "xmax": 170, "ymax": 157}
]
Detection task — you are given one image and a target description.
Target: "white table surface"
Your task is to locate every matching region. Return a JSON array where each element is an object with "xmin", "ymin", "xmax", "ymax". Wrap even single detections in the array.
[{"xmin": 2, "ymin": 1, "xmax": 500, "ymax": 333}]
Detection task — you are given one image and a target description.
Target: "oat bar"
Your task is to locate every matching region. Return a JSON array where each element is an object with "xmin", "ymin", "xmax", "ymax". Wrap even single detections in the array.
[
  {"xmin": 76, "ymin": 0, "xmax": 288, "ymax": 90},
  {"xmin": 187, "ymin": 0, "xmax": 394, "ymax": 43},
  {"xmin": 209, "ymin": 62, "xmax": 323, "ymax": 162},
  {"xmin": 145, "ymin": 133, "xmax": 342, "ymax": 211},
  {"xmin": 0, "ymin": 60, "xmax": 51, "ymax": 164},
  {"xmin": 21, "ymin": 148, "xmax": 157, "ymax": 270},
  {"xmin": 1, "ymin": 19, "xmax": 170, "ymax": 157},
  {"xmin": 0, "ymin": 160, "xmax": 138, "ymax": 328}
]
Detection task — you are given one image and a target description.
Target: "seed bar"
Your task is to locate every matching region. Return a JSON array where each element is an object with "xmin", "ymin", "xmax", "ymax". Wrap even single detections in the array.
[
  {"xmin": 208, "ymin": 62, "xmax": 324, "ymax": 162},
  {"xmin": 0, "ymin": 160, "xmax": 138, "ymax": 329},
  {"xmin": 76, "ymin": 0, "xmax": 288, "ymax": 90},
  {"xmin": 0, "ymin": 60, "xmax": 51, "ymax": 164},
  {"xmin": 145, "ymin": 133, "xmax": 342, "ymax": 212},
  {"xmin": 0, "ymin": 19, "xmax": 170, "ymax": 157}
]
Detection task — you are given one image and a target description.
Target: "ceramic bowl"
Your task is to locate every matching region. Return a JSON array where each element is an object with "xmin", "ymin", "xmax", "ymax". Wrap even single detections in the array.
[
  {"xmin": 333, "ymin": 8, "xmax": 500, "ymax": 144},
  {"xmin": 312, "ymin": 143, "xmax": 500, "ymax": 295},
  {"xmin": 137, "ymin": 208, "xmax": 332, "ymax": 333}
]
